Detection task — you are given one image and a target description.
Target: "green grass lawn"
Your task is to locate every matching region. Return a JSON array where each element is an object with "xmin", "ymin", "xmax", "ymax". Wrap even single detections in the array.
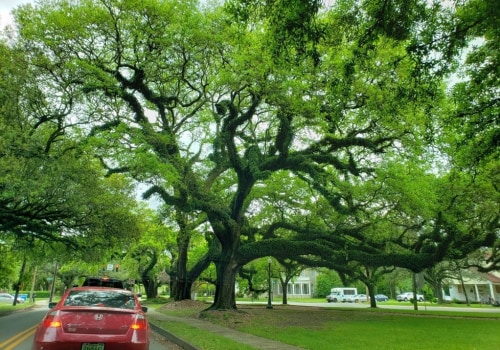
[
  {"xmin": 149, "ymin": 299, "xmax": 500, "ymax": 350},
  {"xmin": 242, "ymin": 311, "xmax": 499, "ymax": 350},
  {"xmin": 0, "ymin": 301, "xmax": 35, "ymax": 315}
]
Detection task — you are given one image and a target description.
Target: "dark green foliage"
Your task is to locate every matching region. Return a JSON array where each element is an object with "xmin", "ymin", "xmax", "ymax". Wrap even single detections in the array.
[{"xmin": 226, "ymin": 0, "xmax": 323, "ymax": 63}]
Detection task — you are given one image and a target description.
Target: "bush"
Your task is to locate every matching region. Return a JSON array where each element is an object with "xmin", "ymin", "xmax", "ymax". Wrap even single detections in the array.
[
  {"xmin": 314, "ymin": 271, "xmax": 342, "ymax": 297},
  {"xmin": 20, "ymin": 291, "xmax": 51, "ymax": 299}
]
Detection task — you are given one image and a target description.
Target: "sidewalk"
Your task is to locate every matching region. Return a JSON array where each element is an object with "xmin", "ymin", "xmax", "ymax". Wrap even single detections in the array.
[{"xmin": 147, "ymin": 308, "xmax": 306, "ymax": 350}]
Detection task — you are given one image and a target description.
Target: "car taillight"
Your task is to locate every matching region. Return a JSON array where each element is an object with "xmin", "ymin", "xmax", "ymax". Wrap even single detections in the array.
[
  {"xmin": 43, "ymin": 311, "xmax": 62, "ymax": 328},
  {"xmin": 131, "ymin": 314, "xmax": 147, "ymax": 330}
]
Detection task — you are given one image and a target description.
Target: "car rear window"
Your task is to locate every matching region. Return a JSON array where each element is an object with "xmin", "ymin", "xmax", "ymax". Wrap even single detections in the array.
[{"xmin": 64, "ymin": 290, "xmax": 136, "ymax": 309}]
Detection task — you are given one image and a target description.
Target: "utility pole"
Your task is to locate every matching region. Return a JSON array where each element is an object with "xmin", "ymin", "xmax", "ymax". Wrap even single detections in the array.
[{"xmin": 30, "ymin": 265, "xmax": 38, "ymax": 303}]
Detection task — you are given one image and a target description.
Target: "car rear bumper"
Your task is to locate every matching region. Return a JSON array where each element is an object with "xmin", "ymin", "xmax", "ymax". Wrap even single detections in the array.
[{"xmin": 32, "ymin": 342, "xmax": 148, "ymax": 350}]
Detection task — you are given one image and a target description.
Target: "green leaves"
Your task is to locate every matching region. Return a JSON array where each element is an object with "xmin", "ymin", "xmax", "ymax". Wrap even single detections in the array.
[{"xmin": 3, "ymin": 0, "xmax": 499, "ymax": 306}]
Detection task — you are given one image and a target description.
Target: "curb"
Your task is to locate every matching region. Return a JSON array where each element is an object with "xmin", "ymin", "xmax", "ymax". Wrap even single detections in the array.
[{"xmin": 149, "ymin": 320, "xmax": 200, "ymax": 350}]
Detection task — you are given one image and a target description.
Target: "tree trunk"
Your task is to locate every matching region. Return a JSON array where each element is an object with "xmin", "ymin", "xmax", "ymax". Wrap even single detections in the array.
[
  {"xmin": 142, "ymin": 276, "xmax": 158, "ymax": 298},
  {"xmin": 412, "ymin": 272, "xmax": 419, "ymax": 311},
  {"xmin": 433, "ymin": 280, "xmax": 442, "ymax": 303},
  {"xmin": 172, "ymin": 274, "xmax": 189, "ymax": 300},
  {"xmin": 13, "ymin": 257, "xmax": 27, "ymax": 306},
  {"xmin": 169, "ymin": 269, "xmax": 178, "ymax": 299},
  {"xmin": 30, "ymin": 265, "xmax": 38, "ymax": 303},
  {"xmin": 281, "ymin": 280, "xmax": 288, "ymax": 305},
  {"xmin": 458, "ymin": 268, "xmax": 470, "ymax": 306},
  {"xmin": 367, "ymin": 284, "xmax": 377, "ymax": 308},
  {"xmin": 207, "ymin": 256, "xmax": 238, "ymax": 310},
  {"xmin": 139, "ymin": 248, "xmax": 158, "ymax": 299},
  {"xmin": 180, "ymin": 280, "xmax": 193, "ymax": 299},
  {"xmin": 171, "ymin": 255, "xmax": 195, "ymax": 300},
  {"xmin": 172, "ymin": 212, "xmax": 191, "ymax": 300},
  {"xmin": 48, "ymin": 262, "xmax": 59, "ymax": 303}
]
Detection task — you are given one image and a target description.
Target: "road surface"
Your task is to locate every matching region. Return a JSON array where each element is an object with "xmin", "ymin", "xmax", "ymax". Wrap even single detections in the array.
[{"xmin": 0, "ymin": 307, "xmax": 183, "ymax": 350}]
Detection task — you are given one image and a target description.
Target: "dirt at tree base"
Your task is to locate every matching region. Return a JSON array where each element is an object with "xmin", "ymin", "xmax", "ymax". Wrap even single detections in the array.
[
  {"xmin": 157, "ymin": 300, "xmax": 336, "ymax": 330},
  {"xmin": 158, "ymin": 299, "xmax": 207, "ymax": 312}
]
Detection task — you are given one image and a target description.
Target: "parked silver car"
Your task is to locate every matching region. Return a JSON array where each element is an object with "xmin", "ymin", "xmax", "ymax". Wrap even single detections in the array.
[
  {"xmin": 0, "ymin": 293, "xmax": 24, "ymax": 304},
  {"xmin": 351, "ymin": 294, "xmax": 368, "ymax": 303}
]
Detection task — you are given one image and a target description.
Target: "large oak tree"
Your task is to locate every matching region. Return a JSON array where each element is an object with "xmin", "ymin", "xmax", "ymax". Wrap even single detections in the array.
[{"xmin": 10, "ymin": 0, "xmax": 496, "ymax": 311}]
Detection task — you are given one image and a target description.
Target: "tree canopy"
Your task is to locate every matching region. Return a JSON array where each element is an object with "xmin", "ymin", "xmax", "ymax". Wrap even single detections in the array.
[{"xmin": 1, "ymin": 0, "xmax": 497, "ymax": 310}]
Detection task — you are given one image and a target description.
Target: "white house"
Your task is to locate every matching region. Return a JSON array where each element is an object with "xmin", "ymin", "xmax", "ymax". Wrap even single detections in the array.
[
  {"xmin": 445, "ymin": 269, "xmax": 500, "ymax": 303},
  {"xmin": 273, "ymin": 269, "xmax": 318, "ymax": 298}
]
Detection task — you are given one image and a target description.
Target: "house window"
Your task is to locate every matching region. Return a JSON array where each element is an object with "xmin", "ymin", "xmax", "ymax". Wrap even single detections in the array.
[
  {"xmin": 495, "ymin": 285, "xmax": 500, "ymax": 293},
  {"xmin": 287, "ymin": 284, "xmax": 293, "ymax": 294}
]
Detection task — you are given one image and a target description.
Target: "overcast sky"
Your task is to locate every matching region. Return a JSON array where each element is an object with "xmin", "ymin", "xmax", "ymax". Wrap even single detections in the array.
[
  {"xmin": 1, "ymin": 0, "xmax": 337, "ymax": 30},
  {"xmin": 0, "ymin": 0, "xmax": 31, "ymax": 29},
  {"xmin": 0, "ymin": 0, "xmax": 335, "ymax": 30}
]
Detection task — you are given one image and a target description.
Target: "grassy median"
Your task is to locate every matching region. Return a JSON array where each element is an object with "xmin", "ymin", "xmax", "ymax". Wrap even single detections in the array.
[
  {"xmin": 148, "ymin": 299, "xmax": 500, "ymax": 350},
  {"xmin": 0, "ymin": 301, "xmax": 36, "ymax": 316}
]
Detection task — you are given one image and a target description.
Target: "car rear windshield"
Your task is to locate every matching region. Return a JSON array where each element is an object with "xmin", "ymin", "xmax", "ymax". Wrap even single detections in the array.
[{"xmin": 64, "ymin": 290, "xmax": 136, "ymax": 309}]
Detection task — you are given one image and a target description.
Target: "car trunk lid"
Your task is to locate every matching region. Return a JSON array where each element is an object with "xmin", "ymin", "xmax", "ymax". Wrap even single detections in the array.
[{"xmin": 59, "ymin": 308, "xmax": 138, "ymax": 335}]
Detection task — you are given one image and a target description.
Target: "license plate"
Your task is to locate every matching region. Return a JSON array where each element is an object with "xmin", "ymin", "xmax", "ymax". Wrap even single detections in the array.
[{"xmin": 81, "ymin": 343, "xmax": 105, "ymax": 350}]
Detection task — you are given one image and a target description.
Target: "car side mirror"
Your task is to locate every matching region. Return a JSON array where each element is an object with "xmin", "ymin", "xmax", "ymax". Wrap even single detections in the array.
[
  {"xmin": 48, "ymin": 302, "xmax": 58, "ymax": 309},
  {"xmin": 141, "ymin": 306, "xmax": 148, "ymax": 313}
]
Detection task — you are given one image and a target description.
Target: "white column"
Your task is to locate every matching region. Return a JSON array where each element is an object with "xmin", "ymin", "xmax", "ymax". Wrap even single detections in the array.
[
  {"xmin": 488, "ymin": 283, "xmax": 495, "ymax": 301},
  {"xmin": 473, "ymin": 284, "xmax": 480, "ymax": 302}
]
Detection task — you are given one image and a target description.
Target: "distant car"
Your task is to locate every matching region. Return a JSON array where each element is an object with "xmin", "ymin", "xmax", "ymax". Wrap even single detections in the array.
[
  {"xmin": 326, "ymin": 293, "xmax": 353, "ymax": 303},
  {"xmin": 352, "ymin": 294, "xmax": 368, "ymax": 303},
  {"xmin": 375, "ymin": 294, "xmax": 389, "ymax": 302},
  {"xmin": 397, "ymin": 292, "xmax": 424, "ymax": 302},
  {"xmin": 0, "ymin": 293, "xmax": 24, "ymax": 304},
  {"xmin": 32, "ymin": 287, "xmax": 149, "ymax": 350},
  {"xmin": 326, "ymin": 293, "xmax": 339, "ymax": 302},
  {"xmin": 342, "ymin": 294, "xmax": 355, "ymax": 302}
]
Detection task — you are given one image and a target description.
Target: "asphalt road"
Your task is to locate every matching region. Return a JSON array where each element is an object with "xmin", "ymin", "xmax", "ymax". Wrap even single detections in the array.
[{"xmin": 0, "ymin": 307, "xmax": 182, "ymax": 350}]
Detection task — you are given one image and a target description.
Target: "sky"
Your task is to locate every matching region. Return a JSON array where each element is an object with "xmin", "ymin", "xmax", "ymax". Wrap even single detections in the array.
[
  {"xmin": 0, "ymin": 0, "xmax": 31, "ymax": 30},
  {"xmin": 0, "ymin": 0, "xmax": 337, "ymax": 30}
]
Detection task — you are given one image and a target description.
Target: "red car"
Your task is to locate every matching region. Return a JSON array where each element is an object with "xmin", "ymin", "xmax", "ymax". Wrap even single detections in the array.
[{"xmin": 32, "ymin": 287, "xmax": 150, "ymax": 350}]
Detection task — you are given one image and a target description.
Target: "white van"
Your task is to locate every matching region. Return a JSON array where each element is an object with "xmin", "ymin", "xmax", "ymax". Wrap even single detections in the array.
[{"xmin": 326, "ymin": 287, "xmax": 358, "ymax": 303}]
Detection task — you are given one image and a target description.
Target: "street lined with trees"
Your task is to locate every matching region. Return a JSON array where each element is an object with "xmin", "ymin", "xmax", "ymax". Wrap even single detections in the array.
[{"xmin": 1, "ymin": 0, "xmax": 498, "ymax": 311}]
